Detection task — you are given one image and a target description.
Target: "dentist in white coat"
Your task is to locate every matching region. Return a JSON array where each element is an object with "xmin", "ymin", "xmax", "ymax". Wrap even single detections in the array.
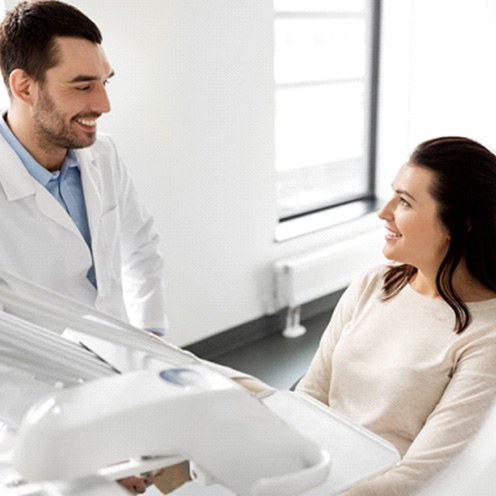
[
  {"xmin": 0, "ymin": 1, "xmax": 167, "ymax": 332},
  {"xmin": 0, "ymin": 3, "xmax": 168, "ymax": 487}
]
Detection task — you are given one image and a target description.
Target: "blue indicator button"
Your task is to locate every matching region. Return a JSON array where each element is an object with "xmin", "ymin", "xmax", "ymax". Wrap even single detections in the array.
[{"xmin": 159, "ymin": 368, "xmax": 199, "ymax": 386}]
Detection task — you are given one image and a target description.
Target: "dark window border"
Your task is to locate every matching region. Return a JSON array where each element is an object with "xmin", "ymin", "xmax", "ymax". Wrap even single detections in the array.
[{"xmin": 276, "ymin": 0, "xmax": 382, "ymax": 226}]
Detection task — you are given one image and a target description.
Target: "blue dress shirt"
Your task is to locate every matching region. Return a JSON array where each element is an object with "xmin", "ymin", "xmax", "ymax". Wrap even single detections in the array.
[{"xmin": 0, "ymin": 115, "xmax": 97, "ymax": 287}]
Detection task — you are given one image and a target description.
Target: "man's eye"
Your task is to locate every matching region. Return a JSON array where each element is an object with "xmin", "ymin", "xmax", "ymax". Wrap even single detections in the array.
[{"xmin": 76, "ymin": 85, "xmax": 91, "ymax": 91}]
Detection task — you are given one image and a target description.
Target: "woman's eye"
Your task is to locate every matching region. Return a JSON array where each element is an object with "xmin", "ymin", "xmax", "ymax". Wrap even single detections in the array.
[{"xmin": 399, "ymin": 197, "xmax": 411, "ymax": 207}]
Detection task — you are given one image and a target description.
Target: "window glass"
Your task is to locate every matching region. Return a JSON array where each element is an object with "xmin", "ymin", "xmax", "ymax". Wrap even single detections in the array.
[
  {"xmin": 274, "ymin": 1, "xmax": 379, "ymax": 222},
  {"xmin": 275, "ymin": 83, "xmax": 365, "ymax": 171},
  {"xmin": 275, "ymin": 18, "xmax": 366, "ymax": 84}
]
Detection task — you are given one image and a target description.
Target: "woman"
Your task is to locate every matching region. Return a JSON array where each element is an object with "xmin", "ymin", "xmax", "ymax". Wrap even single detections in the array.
[
  {"xmin": 297, "ymin": 136, "xmax": 496, "ymax": 495},
  {"xmin": 153, "ymin": 136, "xmax": 496, "ymax": 495}
]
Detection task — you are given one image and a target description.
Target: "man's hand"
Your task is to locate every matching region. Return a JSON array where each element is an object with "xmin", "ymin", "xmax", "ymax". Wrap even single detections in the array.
[
  {"xmin": 153, "ymin": 461, "xmax": 191, "ymax": 494},
  {"xmin": 118, "ymin": 475, "xmax": 152, "ymax": 494}
]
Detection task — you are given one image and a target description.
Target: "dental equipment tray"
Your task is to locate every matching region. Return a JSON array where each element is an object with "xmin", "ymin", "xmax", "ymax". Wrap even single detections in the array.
[{"xmin": 261, "ymin": 390, "xmax": 400, "ymax": 495}]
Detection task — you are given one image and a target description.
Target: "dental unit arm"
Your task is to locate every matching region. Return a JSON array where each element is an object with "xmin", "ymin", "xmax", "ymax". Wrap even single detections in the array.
[
  {"xmin": 12, "ymin": 367, "xmax": 330, "ymax": 496},
  {"xmin": 0, "ymin": 268, "xmax": 400, "ymax": 495},
  {"xmin": 0, "ymin": 305, "xmax": 331, "ymax": 496}
]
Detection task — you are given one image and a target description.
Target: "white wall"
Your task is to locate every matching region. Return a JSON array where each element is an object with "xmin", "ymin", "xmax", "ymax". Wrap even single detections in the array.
[
  {"xmin": 377, "ymin": 0, "xmax": 496, "ymax": 197},
  {"xmin": 2, "ymin": 0, "xmax": 496, "ymax": 346}
]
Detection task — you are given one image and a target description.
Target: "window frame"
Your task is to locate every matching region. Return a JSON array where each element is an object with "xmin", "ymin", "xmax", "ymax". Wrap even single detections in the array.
[{"xmin": 274, "ymin": 0, "xmax": 382, "ymax": 230}]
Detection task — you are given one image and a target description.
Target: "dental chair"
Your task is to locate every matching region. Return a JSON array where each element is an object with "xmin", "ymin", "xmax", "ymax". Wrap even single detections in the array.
[
  {"xmin": 0, "ymin": 268, "xmax": 400, "ymax": 496},
  {"xmin": 416, "ymin": 396, "xmax": 496, "ymax": 496}
]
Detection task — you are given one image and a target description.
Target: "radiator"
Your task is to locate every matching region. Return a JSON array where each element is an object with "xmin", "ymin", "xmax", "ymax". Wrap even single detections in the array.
[{"xmin": 274, "ymin": 229, "xmax": 384, "ymax": 337}]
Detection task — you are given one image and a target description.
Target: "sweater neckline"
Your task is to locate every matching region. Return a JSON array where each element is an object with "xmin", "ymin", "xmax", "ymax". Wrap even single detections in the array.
[{"xmin": 404, "ymin": 282, "xmax": 496, "ymax": 310}]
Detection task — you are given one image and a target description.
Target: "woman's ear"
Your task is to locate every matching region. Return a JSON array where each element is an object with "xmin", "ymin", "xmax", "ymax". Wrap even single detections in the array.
[{"xmin": 9, "ymin": 68, "xmax": 36, "ymax": 105}]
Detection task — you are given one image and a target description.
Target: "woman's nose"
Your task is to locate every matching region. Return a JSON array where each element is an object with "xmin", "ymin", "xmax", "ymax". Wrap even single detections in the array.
[{"xmin": 378, "ymin": 199, "xmax": 393, "ymax": 220}]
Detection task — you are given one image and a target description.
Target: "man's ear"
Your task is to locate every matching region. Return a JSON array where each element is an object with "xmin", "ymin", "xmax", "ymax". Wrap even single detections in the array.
[{"xmin": 9, "ymin": 68, "xmax": 37, "ymax": 105}]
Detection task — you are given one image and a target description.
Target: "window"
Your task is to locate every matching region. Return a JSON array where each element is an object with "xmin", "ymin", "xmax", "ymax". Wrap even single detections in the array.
[{"xmin": 274, "ymin": 0, "xmax": 381, "ymax": 225}]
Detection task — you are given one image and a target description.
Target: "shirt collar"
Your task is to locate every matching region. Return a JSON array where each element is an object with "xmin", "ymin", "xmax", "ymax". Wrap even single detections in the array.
[{"xmin": 0, "ymin": 113, "xmax": 80, "ymax": 186}]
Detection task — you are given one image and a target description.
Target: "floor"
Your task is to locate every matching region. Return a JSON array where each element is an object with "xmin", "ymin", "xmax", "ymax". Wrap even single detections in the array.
[
  {"xmin": 211, "ymin": 311, "xmax": 330, "ymax": 389},
  {"xmin": 146, "ymin": 311, "xmax": 331, "ymax": 496}
]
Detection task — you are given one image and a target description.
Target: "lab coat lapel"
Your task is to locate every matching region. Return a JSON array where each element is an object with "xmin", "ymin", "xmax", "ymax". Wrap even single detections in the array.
[
  {"xmin": 77, "ymin": 147, "xmax": 103, "ymax": 239},
  {"xmin": 78, "ymin": 147, "xmax": 112, "ymax": 302},
  {"xmin": 0, "ymin": 136, "xmax": 82, "ymax": 239},
  {"xmin": 34, "ymin": 184, "xmax": 83, "ymax": 239},
  {"xmin": 0, "ymin": 136, "xmax": 36, "ymax": 200}
]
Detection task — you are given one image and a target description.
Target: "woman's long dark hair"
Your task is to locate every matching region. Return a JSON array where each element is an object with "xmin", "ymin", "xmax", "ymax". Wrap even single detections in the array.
[{"xmin": 382, "ymin": 137, "xmax": 496, "ymax": 333}]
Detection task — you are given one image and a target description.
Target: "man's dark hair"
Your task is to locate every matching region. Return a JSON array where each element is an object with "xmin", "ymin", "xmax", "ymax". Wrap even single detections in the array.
[{"xmin": 0, "ymin": 0, "xmax": 102, "ymax": 93}]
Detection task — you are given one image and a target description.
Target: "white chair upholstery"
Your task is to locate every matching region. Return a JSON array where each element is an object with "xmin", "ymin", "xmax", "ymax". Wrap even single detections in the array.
[{"xmin": 418, "ymin": 398, "xmax": 496, "ymax": 495}]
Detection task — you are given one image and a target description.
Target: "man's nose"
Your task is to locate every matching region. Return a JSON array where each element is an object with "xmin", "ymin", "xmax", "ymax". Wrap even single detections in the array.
[{"xmin": 92, "ymin": 85, "xmax": 111, "ymax": 114}]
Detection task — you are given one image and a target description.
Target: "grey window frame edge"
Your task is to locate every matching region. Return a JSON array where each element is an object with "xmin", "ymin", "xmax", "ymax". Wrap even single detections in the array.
[{"xmin": 275, "ymin": 0, "xmax": 382, "ymax": 239}]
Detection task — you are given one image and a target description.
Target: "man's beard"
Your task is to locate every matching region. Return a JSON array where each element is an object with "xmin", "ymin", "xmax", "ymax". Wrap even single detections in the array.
[{"xmin": 33, "ymin": 88, "xmax": 98, "ymax": 150}]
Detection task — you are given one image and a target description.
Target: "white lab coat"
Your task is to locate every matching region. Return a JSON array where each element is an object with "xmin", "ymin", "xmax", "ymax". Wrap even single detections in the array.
[
  {"xmin": 0, "ymin": 132, "xmax": 167, "ymax": 329},
  {"xmin": 0, "ymin": 132, "xmax": 168, "ymax": 431}
]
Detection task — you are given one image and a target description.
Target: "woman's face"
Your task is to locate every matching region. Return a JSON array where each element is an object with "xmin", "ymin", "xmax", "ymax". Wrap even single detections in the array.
[{"xmin": 378, "ymin": 162, "xmax": 450, "ymax": 274}]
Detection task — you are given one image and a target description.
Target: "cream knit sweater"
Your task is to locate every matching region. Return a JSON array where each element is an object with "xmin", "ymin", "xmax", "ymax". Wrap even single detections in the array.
[{"xmin": 297, "ymin": 265, "xmax": 496, "ymax": 495}]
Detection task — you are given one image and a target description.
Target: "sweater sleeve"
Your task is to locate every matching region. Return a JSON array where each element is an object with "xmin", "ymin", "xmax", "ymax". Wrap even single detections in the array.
[
  {"xmin": 296, "ymin": 271, "xmax": 365, "ymax": 403},
  {"xmin": 339, "ymin": 330, "xmax": 496, "ymax": 496}
]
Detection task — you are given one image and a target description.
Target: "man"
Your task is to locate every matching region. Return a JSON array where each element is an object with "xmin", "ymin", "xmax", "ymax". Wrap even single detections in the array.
[
  {"xmin": 0, "ymin": 1, "xmax": 168, "ymax": 492},
  {"xmin": 0, "ymin": 0, "xmax": 167, "ymax": 333}
]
